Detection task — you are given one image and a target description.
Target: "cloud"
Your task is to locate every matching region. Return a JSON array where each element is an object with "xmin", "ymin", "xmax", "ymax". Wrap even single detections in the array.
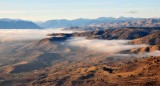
[
  {"xmin": 125, "ymin": 11, "xmax": 138, "ymax": 14},
  {"xmin": 142, "ymin": 51, "xmax": 160, "ymax": 57},
  {"xmin": 67, "ymin": 37, "xmax": 147, "ymax": 54},
  {"xmin": 111, "ymin": 50, "xmax": 160, "ymax": 57},
  {"xmin": 0, "ymin": 29, "xmax": 74, "ymax": 42}
]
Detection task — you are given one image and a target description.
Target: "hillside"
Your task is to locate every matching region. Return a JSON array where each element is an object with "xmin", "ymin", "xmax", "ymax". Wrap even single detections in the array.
[
  {"xmin": 0, "ymin": 27, "xmax": 160, "ymax": 86},
  {"xmin": 0, "ymin": 19, "xmax": 42, "ymax": 29},
  {"xmin": 0, "ymin": 55, "xmax": 159, "ymax": 86},
  {"xmin": 73, "ymin": 27, "xmax": 160, "ymax": 40},
  {"xmin": 131, "ymin": 30, "xmax": 160, "ymax": 45},
  {"xmin": 29, "ymin": 56, "xmax": 160, "ymax": 86}
]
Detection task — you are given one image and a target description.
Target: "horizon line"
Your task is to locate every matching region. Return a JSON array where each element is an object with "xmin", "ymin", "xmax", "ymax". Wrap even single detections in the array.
[{"xmin": 0, "ymin": 16, "xmax": 160, "ymax": 22}]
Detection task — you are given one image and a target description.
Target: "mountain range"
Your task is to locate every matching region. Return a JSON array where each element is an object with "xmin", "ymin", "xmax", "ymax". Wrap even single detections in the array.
[
  {"xmin": 38, "ymin": 17, "xmax": 160, "ymax": 28},
  {"xmin": 1, "ymin": 17, "xmax": 160, "ymax": 29},
  {"xmin": 37, "ymin": 17, "xmax": 143, "ymax": 28},
  {"xmin": 89, "ymin": 18, "xmax": 160, "ymax": 28},
  {"xmin": 0, "ymin": 19, "xmax": 42, "ymax": 29}
]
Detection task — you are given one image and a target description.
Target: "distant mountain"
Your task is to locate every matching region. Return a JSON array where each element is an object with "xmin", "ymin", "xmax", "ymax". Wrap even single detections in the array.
[
  {"xmin": 38, "ymin": 18, "xmax": 94, "ymax": 28},
  {"xmin": 2, "ymin": 17, "xmax": 160, "ymax": 29},
  {"xmin": 37, "ymin": 17, "xmax": 143, "ymax": 28},
  {"xmin": 89, "ymin": 18, "xmax": 160, "ymax": 28},
  {"xmin": 0, "ymin": 19, "xmax": 42, "ymax": 29}
]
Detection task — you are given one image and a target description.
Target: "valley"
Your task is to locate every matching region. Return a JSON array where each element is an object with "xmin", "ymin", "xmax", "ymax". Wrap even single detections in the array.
[
  {"xmin": 0, "ymin": 0, "xmax": 160, "ymax": 85},
  {"xmin": 0, "ymin": 27, "xmax": 159, "ymax": 86}
]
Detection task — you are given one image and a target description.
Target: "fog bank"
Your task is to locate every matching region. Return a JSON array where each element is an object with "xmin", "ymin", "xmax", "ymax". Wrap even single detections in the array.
[
  {"xmin": 0, "ymin": 28, "xmax": 73, "ymax": 42},
  {"xmin": 67, "ymin": 38, "xmax": 148, "ymax": 54},
  {"xmin": 111, "ymin": 50, "xmax": 160, "ymax": 57}
]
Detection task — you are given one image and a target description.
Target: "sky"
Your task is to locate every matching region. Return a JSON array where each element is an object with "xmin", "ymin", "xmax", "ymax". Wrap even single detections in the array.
[{"xmin": 0, "ymin": 0, "xmax": 160, "ymax": 21}]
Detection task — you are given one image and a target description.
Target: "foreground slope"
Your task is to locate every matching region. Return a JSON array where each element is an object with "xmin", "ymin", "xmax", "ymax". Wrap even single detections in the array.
[
  {"xmin": 1, "ymin": 55, "xmax": 159, "ymax": 86},
  {"xmin": 29, "ymin": 56, "xmax": 160, "ymax": 86}
]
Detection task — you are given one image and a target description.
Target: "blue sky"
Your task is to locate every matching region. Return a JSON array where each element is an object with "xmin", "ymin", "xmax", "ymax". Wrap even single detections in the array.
[{"xmin": 0, "ymin": 0, "xmax": 160, "ymax": 21}]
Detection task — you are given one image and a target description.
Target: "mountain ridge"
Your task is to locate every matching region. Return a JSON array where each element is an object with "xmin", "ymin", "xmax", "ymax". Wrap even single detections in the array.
[
  {"xmin": 38, "ymin": 17, "xmax": 160, "ymax": 28},
  {"xmin": 1, "ymin": 17, "xmax": 160, "ymax": 29},
  {"xmin": 0, "ymin": 18, "xmax": 42, "ymax": 29}
]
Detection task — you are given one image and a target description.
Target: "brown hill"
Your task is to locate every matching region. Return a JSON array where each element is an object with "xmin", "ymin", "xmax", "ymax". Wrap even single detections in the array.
[
  {"xmin": 17, "ymin": 38, "xmax": 58, "ymax": 52},
  {"xmin": 130, "ymin": 45, "xmax": 160, "ymax": 53},
  {"xmin": 21, "ymin": 56, "xmax": 160, "ymax": 86},
  {"xmin": 73, "ymin": 27, "xmax": 158, "ymax": 40},
  {"xmin": 131, "ymin": 31, "xmax": 160, "ymax": 45}
]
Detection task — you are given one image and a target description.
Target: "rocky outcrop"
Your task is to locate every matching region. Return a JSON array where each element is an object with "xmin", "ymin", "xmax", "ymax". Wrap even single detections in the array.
[{"xmin": 47, "ymin": 33, "xmax": 73, "ymax": 41}]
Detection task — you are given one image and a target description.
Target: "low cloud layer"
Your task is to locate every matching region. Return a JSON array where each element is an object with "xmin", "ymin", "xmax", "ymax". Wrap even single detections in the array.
[
  {"xmin": 0, "ymin": 28, "xmax": 73, "ymax": 42},
  {"xmin": 111, "ymin": 50, "xmax": 160, "ymax": 57},
  {"xmin": 67, "ymin": 38, "xmax": 147, "ymax": 54}
]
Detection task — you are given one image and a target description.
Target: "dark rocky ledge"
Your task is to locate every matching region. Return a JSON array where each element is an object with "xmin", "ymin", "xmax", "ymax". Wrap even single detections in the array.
[{"xmin": 47, "ymin": 33, "xmax": 73, "ymax": 41}]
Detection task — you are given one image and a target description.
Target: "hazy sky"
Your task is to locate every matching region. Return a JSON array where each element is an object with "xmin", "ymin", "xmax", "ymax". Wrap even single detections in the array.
[{"xmin": 0, "ymin": 0, "xmax": 160, "ymax": 21}]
